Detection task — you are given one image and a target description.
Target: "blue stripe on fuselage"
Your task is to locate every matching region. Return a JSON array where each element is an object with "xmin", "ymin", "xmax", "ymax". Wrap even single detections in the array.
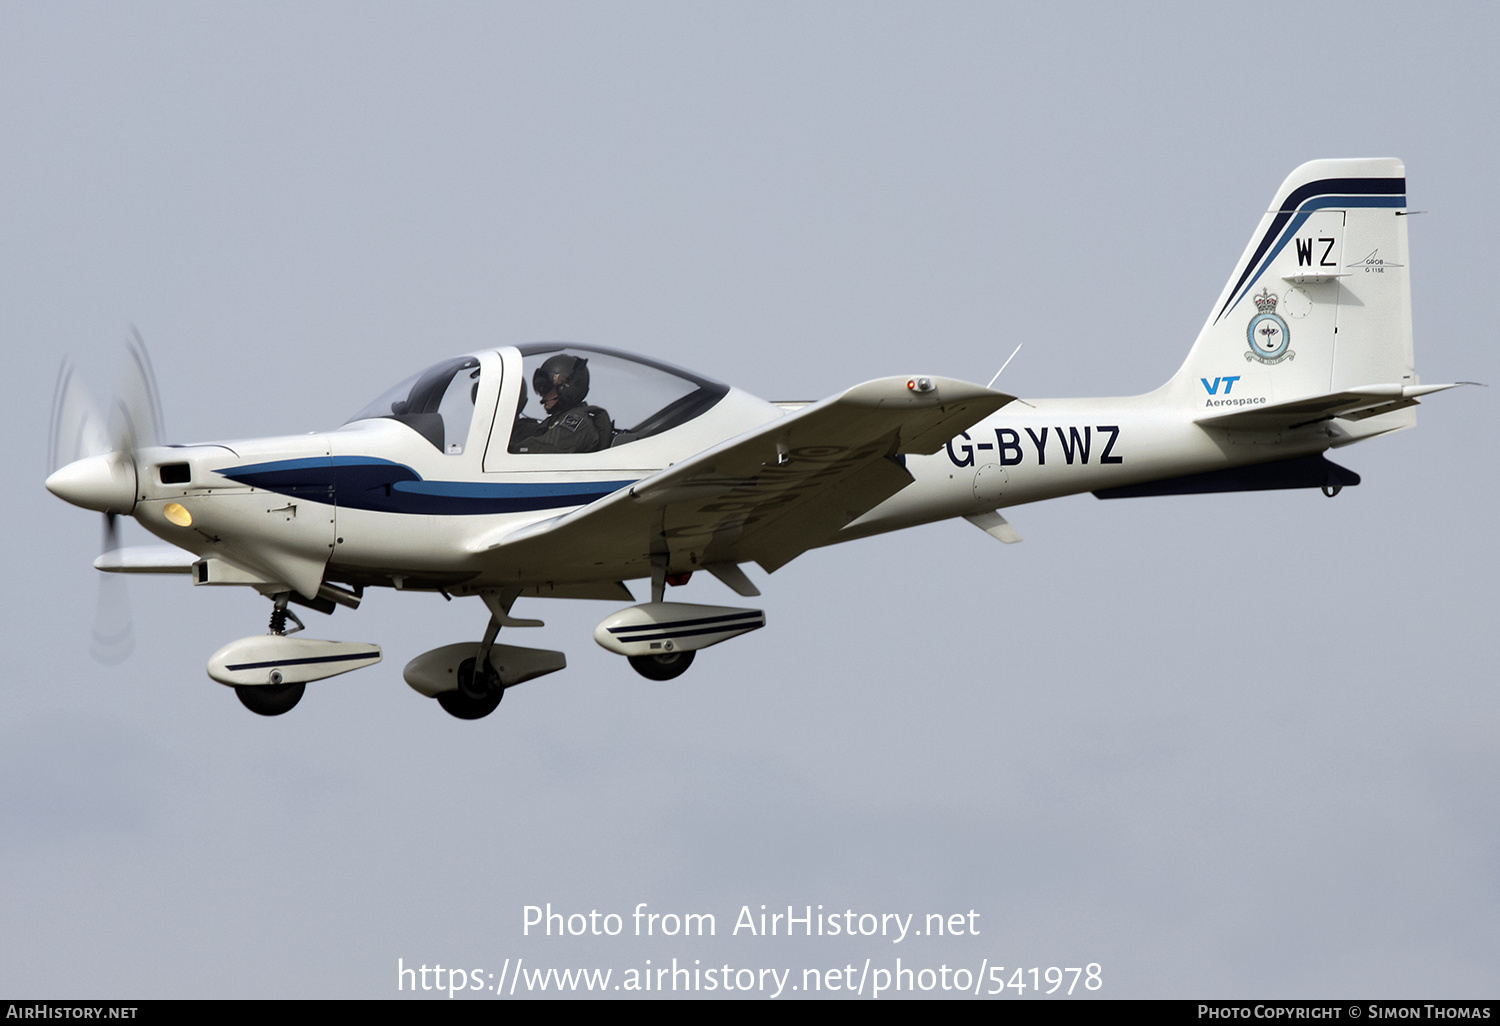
[{"xmin": 218, "ymin": 456, "xmax": 635, "ymax": 516}]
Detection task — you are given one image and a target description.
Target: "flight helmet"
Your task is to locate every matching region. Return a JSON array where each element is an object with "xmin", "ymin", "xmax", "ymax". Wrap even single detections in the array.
[{"xmin": 533, "ymin": 354, "xmax": 590, "ymax": 409}]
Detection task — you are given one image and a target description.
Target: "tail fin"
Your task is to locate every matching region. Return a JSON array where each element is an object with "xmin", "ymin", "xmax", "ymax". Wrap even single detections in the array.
[{"xmin": 1165, "ymin": 159, "xmax": 1414, "ymax": 418}]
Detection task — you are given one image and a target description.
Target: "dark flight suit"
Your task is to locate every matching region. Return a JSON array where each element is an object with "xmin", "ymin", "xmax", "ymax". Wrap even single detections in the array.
[{"xmin": 510, "ymin": 403, "xmax": 613, "ymax": 454}]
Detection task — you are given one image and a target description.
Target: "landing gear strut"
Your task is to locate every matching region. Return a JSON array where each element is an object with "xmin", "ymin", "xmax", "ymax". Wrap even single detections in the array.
[
  {"xmin": 233, "ymin": 594, "xmax": 307, "ymax": 716},
  {"xmin": 433, "ymin": 590, "xmax": 529, "ymax": 720},
  {"xmin": 619, "ymin": 557, "xmax": 703, "ymax": 682}
]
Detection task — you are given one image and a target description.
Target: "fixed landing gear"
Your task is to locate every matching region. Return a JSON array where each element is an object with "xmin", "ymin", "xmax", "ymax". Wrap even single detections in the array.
[
  {"xmin": 596, "ymin": 601, "xmax": 763, "ymax": 679},
  {"xmin": 408, "ymin": 592, "xmax": 567, "ymax": 719},
  {"xmin": 628, "ymin": 649, "xmax": 695, "ymax": 681},
  {"xmin": 436, "ymin": 657, "xmax": 505, "ymax": 720},
  {"xmin": 210, "ymin": 591, "xmax": 382, "ymax": 716},
  {"xmin": 620, "ymin": 561, "xmax": 701, "ymax": 681},
  {"xmin": 235, "ymin": 679, "xmax": 306, "ymax": 716}
]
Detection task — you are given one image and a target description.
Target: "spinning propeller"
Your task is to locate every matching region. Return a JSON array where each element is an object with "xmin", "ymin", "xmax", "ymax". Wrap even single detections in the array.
[{"xmin": 46, "ymin": 331, "xmax": 167, "ymax": 665}]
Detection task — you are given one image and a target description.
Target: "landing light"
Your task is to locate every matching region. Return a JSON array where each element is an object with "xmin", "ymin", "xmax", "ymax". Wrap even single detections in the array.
[{"xmin": 164, "ymin": 502, "xmax": 193, "ymax": 527}]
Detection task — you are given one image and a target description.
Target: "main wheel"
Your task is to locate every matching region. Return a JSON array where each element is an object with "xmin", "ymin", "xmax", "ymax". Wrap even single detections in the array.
[
  {"xmin": 235, "ymin": 681, "xmax": 306, "ymax": 716},
  {"xmin": 437, "ymin": 657, "xmax": 505, "ymax": 720},
  {"xmin": 628, "ymin": 649, "xmax": 696, "ymax": 681}
]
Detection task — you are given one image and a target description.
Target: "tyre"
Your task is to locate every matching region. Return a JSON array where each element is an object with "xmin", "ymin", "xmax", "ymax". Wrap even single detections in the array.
[
  {"xmin": 628, "ymin": 649, "xmax": 696, "ymax": 681},
  {"xmin": 437, "ymin": 657, "xmax": 504, "ymax": 719},
  {"xmin": 235, "ymin": 681, "xmax": 306, "ymax": 716}
]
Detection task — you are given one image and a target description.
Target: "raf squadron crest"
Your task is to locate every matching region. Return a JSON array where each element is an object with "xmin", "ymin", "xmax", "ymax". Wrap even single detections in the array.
[{"xmin": 1245, "ymin": 288, "xmax": 1294, "ymax": 364}]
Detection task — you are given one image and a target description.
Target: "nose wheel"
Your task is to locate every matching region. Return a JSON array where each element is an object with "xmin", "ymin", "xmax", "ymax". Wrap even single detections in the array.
[
  {"xmin": 628, "ymin": 650, "xmax": 695, "ymax": 681},
  {"xmin": 234, "ymin": 680, "xmax": 306, "ymax": 716}
]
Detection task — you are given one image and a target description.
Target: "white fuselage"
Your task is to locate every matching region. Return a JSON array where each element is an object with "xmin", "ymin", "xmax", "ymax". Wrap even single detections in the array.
[{"xmin": 123, "ymin": 373, "xmax": 1350, "ymax": 598}]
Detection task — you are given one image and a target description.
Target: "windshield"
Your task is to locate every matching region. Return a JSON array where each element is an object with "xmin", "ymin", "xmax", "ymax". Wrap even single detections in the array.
[
  {"xmin": 509, "ymin": 344, "xmax": 729, "ymax": 454},
  {"xmin": 346, "ymin": 356, "xmax": 481, "ymax": 453}
]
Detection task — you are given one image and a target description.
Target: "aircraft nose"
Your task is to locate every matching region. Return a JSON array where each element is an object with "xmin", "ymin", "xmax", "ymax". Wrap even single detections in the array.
[{"xmin": 45, "ymin": 453, "xmax": 137, "ymax": 515}]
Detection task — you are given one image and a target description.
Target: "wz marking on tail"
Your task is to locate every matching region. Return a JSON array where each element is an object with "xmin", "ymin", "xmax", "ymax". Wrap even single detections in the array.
[{"xmin": 1295, "ymin": 237, "xmax": 1338, "ymax": 267}]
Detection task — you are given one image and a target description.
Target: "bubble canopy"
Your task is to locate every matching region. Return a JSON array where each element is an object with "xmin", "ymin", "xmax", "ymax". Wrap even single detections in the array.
[
  {"xmin": 345, "ymin": 355, "xmax": 481, "ymax": 454},
  {"xmin": 512, "ymin": 344, "xmax": 730, "ymax": 451},
  {"xmin": 345, "ymin": 345, "xmax": 731, "ymax": 453}
]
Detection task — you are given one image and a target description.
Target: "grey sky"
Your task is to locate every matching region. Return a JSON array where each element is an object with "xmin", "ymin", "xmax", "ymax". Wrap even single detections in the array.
[{"xmin": 3, "ymin": 2, "xmax": 1495, "ymax": 998}]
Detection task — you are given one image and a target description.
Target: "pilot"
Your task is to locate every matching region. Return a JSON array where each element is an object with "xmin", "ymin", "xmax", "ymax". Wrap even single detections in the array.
[{"xmin": 510, "ymin": 354, "xmax": 613, "ymax": 454}]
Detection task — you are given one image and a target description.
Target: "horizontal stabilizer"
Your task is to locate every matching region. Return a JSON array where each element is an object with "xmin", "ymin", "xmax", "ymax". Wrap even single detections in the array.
[
  {"xmin": 1196, "ymin": 382, "xmax": 1464, "ymax": 430},
  {"xmin": 1094, "ymin": 453, "xmax": 1359, "ymax": 499}
]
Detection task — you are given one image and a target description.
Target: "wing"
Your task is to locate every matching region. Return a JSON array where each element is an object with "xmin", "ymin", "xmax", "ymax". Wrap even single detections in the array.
[{"xmin": 471, "ymin": 375, "xmax": 1013, "ymax": 578}]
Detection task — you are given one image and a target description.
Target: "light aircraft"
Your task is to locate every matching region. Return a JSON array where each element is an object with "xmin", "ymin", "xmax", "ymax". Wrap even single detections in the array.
[{"xmin": 47, "ymin": 158, "xmax": 1465, "ymax": 719}]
